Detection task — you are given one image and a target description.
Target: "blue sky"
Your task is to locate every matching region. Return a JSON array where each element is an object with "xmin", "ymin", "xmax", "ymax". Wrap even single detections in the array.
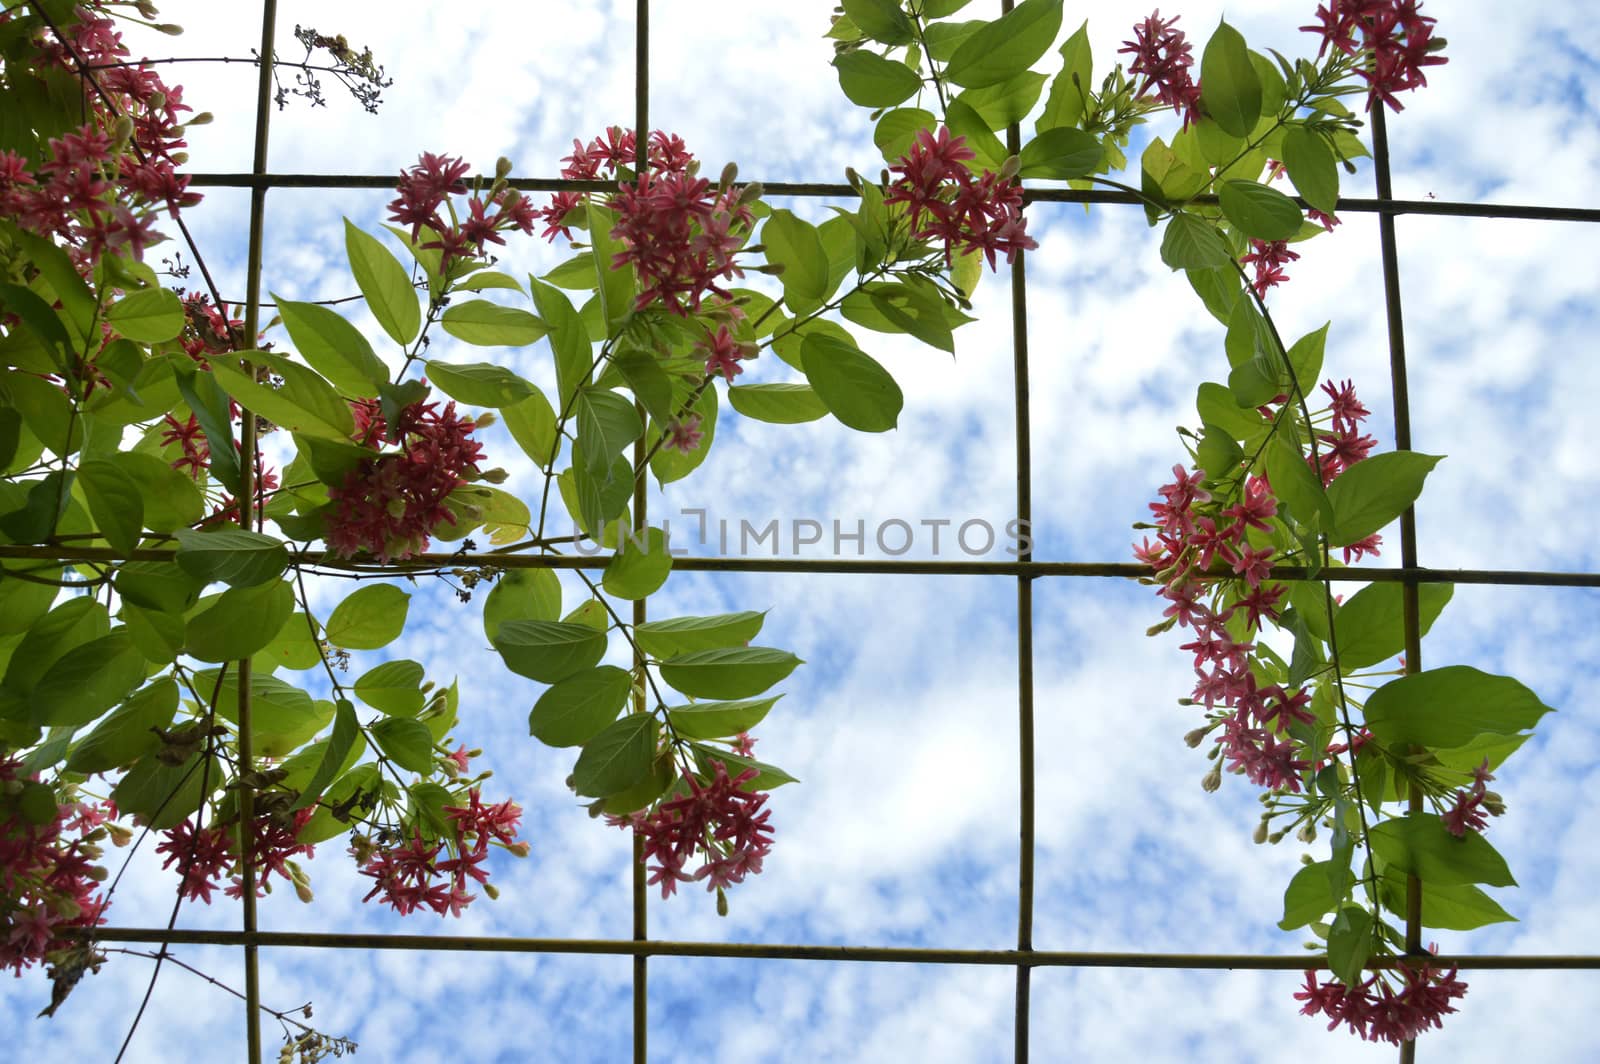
[{"xmin": 6, "ymin": 1, "xmax": 1600, "ymax": 1061}]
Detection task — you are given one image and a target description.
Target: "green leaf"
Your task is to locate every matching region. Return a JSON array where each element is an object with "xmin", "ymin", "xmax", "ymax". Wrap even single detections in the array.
[
  {"xmin": 1037, "ymin": 20, "xmax": 1092, "ymax": 132},
  {"xmin": 185, "ymin": 579, "xmax": 294, "ymax": 662},
  {"xmin": 1380, "ymin": 872, "xmax": 1517, "ymax": 932},
  {"xmin": 944, "ymin": 97, "xmax": 1008, "ymax": 170},
  {"xmin": 802, "ymin": 332, "xmax": 903, "ymax": 432},
  {"xmin": 252, "ymin": 611, "xmax": 322, "ymax": 672},
  {"xmin": 764, "ymin": 210, "xmax": 831, "ymax": 315},
  {"xmin": 659, "ymin": 647, "xmax": 802, "ymax": 699},
  {"xmin": 562, "ymin": 455, "xmax": 633, "ymax": 539},
  {"xmin": 1364, "ymin": 666, "xmax": 1552, "ymax": 750},
  {"xmin": 844, "ymin": 0, "xmax": 913, "ymax": 44},
  {"xmin": 324, "ymin": 583, "xmax": 411, "ymax": 650},
  {"xmin": 1160, "ymin": 213, "xmax": 1232, "ymax": 270},
  {"xmin": 603, "ymin": 527, "xmax": 672, "ymax": 600},
  {"xmin": 1199, "ymin": 20, "xmax": 1262, "ymax": 138},
  {"xmin": 832, "ymin": 50, "xmax": 921, "ymax": 108},
  {"xmin": 572, "ymin": 713, "xmax": 659, "ymax": 797},
  {"xmin": 493, "ymin": 619, "xmax": 607, "ymax": 684},
  {"xmin": 482, "ymin": 567, "xmax": 562, "ymax": 642},
  {"xmin": 1281, "ymin": 125, "xmax": 1339, "ymax": 215},
  {"xmin": 173, "ymin": 527, "xmax": 289, "ymax": 588},
  {"xmin": 529, "ymin": 665, "xmax": 633, "ymax": 747},
  {"xmin": 452, "ymin": 270, "xmax": 524, "ymax": 294},
  {"xmin": 666, "ymin": 696, "xmax": 779, "ymax": 740},
  {"xmin": 208, "ymin": 352, "xmax": 355, "ymax": 441},
  {"xmin": 30, "ymin": 630, "xmax": 147, "ymax": 726},
  {"xmin": 105, "ymin": 451, "xmax": 204, "ymax": 532},
  {"xmin": 105, "ymin": 286, "xmax": 184, "ymax": 343},
  {"xmin": 371, "ymin": 716, "xmax": 436, "ymax": 774},
  {"xmin": 425, "ymin": 359, "xmax": 536, "ymax": 408},
  {"xmin": 954, "ymin": 70, "xmax": 1047, "ymax": 129},
  {"xmin": 874, "ymin": 107, "xmax": 936, "ymax": 163},
  {"xmin": 503, "ymin": 388, "xmax": 558, "ymax": 467},
  {"xmin": 689, "ymin": 744, "xmax": 798, "ymax": 790},
  {"xmin": 1195, "ymin": 423, "xmax": 1243, "ymax": 479},
  {"xmin": 582, "ymin": 204, "xmax": 638, "ymax": 332},
  {"xmin": 728, "ymin": 383, "xmax": 829, "ymax": 425},
  {"xmin": 354, "ymin": 659, "xmax": 427, "ymax": 716},
  {"xmin": 1369, "ymin": 813, "xmax": 1516, "ymax": 887},
  {"xmin": 1018, "ymin": 126, "xmax": 1102, "ymax": 179},
  {"xmin": 1265, "ymin": 436, "xmax": 1333, "ymax": 531},
  {"xmin": 1332, "ymin": 583, "xmax": 1453, "ymax": 670},
  {"xmin": 1285, "ymin": 322, "xmax": 1329, "ymax": 394},
  {"xmin": 1218, "ymin": 179, "xmax": 1303, "ymax": 241},
  {"xmin": 1187, "ymin": 267, "xmax": 1242, "ymax": 325},
  {"xmin": 290, "ymin": 698, "xmax": 360, "ymax": 811},
  {"xmin": 945, "ymin": 0, "xmax": 1063, "ymax": 90},
  {"xmin": 63, "ymin": 678, "xmax": 178, "ymax": 773},
  {"xmin": 575, "ymin": 387, "xmax": 644, "ymax": 473},
  {"xmin": 113, "ymin": 751, "xmax": 215, "ymax": 830},
  {"xmin": 1325, "ymin": 451, "xmax": 1443, "ymax": 547},
  {"xmin": 613, "ymin": 348, "xmax": 676, "ymax": 426},
  {"xmin": 635, "ymin": 611, "xmax": 766, "ymax": 658},
  {"xmin": 530, "ymin": 277, "xmax": 594, "ymax": 407},
  {"xmin": 273, "ymin": 297, "xmax": 390, "ymax": 396},
  {"xmin": 439, "ymin": 300, "xmax": 547, "ymax": 348},
  {"xmin": 345, "ymin": 219, "xmax": 421, "ymax": 346},
  {"xmin": 1327, "ymin": 905, "xmax": 1374, "ymax": 986},
  {"xmin": 1195, "ymin": 381, "xmax": 1263, "ymax": 441},
  {"xmin": 77, "ymin": 458, "xmax": 144, "ymax": 554},
  {"xmin": 173, "ymin": 366, "xmax": 241, "ymax": 493},
  {"xmin": 1279, "ymin": 859, "xmax": 1340, "ymax": 930}
]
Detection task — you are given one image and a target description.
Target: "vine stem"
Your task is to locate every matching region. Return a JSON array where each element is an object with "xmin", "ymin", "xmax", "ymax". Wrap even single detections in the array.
[{"xmin": 1234, "ymin": 263, "xmax": 1389, "ymax": 921}]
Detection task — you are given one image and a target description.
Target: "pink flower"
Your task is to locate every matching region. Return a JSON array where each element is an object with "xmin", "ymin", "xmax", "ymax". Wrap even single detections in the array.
[
  {"xmin": 884, "ymin": 128, "xmax": 1037, "ymax": 270},
  {"xmin": 666, "ymin": 414, "xmax": 704, "ymax": 454},
  {"xmin": 1242, "ymin": 239, "xmax": 1300, "ymax": 298},
  {"xmin": 1119, "ymin": 11, "xmax": 1203, "ymax": 127},
  {"xmin": 1304, "ymin": 2, "xmax": 1448, "ymax": 112},
  {"xmin": 326, "ymin": 393, "xmax": 484, "ymax": 562},
  {"xmin": 698, "ymin": 325, "xmax": 748, "ymax": 382}
]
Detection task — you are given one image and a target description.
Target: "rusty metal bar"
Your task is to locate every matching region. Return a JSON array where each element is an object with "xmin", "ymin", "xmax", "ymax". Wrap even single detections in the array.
[
  {"xmin": 233, "ymin": 3, "xmax": 280, "ymax": 1059},
  {"xmin": 2, "ymin": 543, "xmax": 1593, "ymax": 586},
  {"xmin": 82, "ymin": 927, "xmax": 1600, "ymax": 971},
  {"xmin": 182, "ymin": 170, "xmax": 1600, "ymax": 224}
]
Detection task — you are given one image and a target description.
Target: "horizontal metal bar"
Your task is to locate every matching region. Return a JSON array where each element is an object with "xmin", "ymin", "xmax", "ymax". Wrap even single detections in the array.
[
  {"xmin": 5, "ymin": 543, "xmax": 1596, "ymax": 587},
  {"xmin": 84, "ymin": 927, "xmax": 1600, "ymax": 971},
  {"xmin": 182, "ymin": 172, "xmax": 1600, "ymax": 223}
]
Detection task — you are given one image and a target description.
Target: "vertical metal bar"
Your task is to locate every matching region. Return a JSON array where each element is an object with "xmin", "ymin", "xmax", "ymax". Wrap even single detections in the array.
[
  {"xmin": 238, "ymin": 3, "xmax": 279, "ymax": 1060},
  {"xmin": 999, "ymin": 2, "xmax": 1036, "ymax": 1059},
  {"xmin": 632, "ymin": 5, "xmax": 650, "ymax": 1062},
  {"xmin": 1369, "ymin": 105, "xmax": 1424, "ymax": 1064}
]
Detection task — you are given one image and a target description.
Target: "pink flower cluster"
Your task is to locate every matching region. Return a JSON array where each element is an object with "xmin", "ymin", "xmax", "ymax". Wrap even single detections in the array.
[
  {"xmin": 155, "ymin": 808, "xmax": 315, "ymax": 903},
  {"xmin": 1295, "ymin": 952, "xmax": 1468, "ymax": 1044},
  {"xmin": 1314, "ymin": 380, "xmax": 1381, "ymax": 568},
  {"xmin": 1137, "ymin": 468, "xmax": 1316, "ymax": 792},
  {"xmin": 0, "ymin": 2, "xmax": 200, "ymax": 267},
  {"xmin": 542, "ymin": 127, "xmax": 756, "ymax": 317},
  {"xmin": 607, "ymin": 760, "xmax": 774, "ymax": 899},
  {"xmin": 356, "ymin": 788, "xmax": 524, "ymax": 918},
  {"xmin": 386, "ymin": 152, "xmax": 538, "ymax": 271},
  {"xmin": 1, "ymin": 759, "xmax": 112, "ymax": 975},
  {"xmin": 325, "ymin": 392, "xmax": 484, "ymax": 562},
  {"xmin": 1119, "ymin": 11, "xmax": 1203, "ymax": 128},
  {"xmin": 1442, "ymin": 758, "xmax": 1496, "ymax": 838},
  {"xmin": 1302, "ymin": 1, "xmax": 1448, "ymax": 112},
  {"xmin": 1242, "ymin": 239, "xmax": 1301, "ymax": 299},
  {"xmin": 884, "ymin": 127, "xmax": 1038, "ymax": 270}
]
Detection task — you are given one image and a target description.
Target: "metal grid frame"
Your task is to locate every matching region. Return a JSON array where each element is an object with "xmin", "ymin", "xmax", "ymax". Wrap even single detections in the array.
[{"xmin": 13, "ymin": 1, "xmax": 1600, "ymax": 1060}]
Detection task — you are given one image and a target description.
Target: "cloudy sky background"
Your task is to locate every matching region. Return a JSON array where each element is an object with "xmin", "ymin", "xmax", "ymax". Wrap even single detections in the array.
[{"xmin": 6, "ymin": 1, "xmax": 1600, "ymax": 1061}]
